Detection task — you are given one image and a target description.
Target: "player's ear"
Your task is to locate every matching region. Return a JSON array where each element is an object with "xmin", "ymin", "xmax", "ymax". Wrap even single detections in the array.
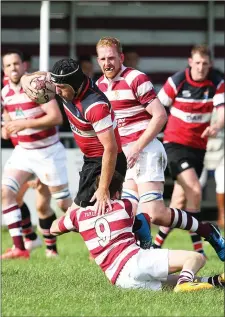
[
  {"xmin": 188, "ymin": 57, "xmax": 192, "ymax": 68},
  {"xmin": 120, "ymin": 53, "xmax": 125, "ymax": 63}
]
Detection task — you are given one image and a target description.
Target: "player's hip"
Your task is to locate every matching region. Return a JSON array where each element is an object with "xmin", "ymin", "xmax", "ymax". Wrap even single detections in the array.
[
  {"xmin": 123, "ymin": 139, "xmax": 167, "ymax": 183},
  {"xmin": 115, "ymin": 248, "xmax": 169, "ymax": 290}
]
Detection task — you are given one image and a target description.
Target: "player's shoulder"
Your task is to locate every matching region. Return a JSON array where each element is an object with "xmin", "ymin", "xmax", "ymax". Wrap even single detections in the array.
[
  {"xmin": 169, "ymin": 70, "xmax": 186, "ymax": 87},
  {"xmin": 84, "ymin": 80, "xmax": 110, "ymax": 110},
  {"xmin": 123, "ymin": 67, "xmax": 150, "ymax": 88},
  {"xmin": 123, "ymin": 67, "xmax": 147, "ymax": 79},
  {"xmin": 208, "ymin": 68, "xmax": 224, "ymax": 87}
]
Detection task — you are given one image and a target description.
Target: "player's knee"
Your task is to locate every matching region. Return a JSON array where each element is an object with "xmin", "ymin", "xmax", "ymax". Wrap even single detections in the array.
[
  {"xmin": 51, "ymin": 187, "xmax": 71, "ymax": 212},
  {"xmin": 186, "ymin": 183, "xmax": 202, "ymax": 201},
  {"xmin": 149, "ymin": 206, "xmax": 166, "ymax": 224},
  {"xmin": 190, "ymin": 251, "xmax": 206, "ymax": 267},
  {"xmin": 195, "ymin": 252, "xmax": 206, "ymax": 267},
  {"xmin": 56, "ymin": 199, "xmax": 69, "ymax": 212}
]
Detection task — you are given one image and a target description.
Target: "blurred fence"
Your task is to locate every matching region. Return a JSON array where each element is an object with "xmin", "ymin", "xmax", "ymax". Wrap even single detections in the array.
[{"xmin": 2, "ymin": 1, "xmax": 224, "ymax": 91}]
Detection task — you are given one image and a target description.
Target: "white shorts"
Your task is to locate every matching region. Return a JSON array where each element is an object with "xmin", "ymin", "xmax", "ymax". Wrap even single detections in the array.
[
  {"xmin": 115, "ymin": 248, "xmax": 169, "ymax": 291},
  {"xmin": 3, "ymin": 142, "xmax": 68, "ymax": 187},
  {"xmin": 123, "ymin": 138, "xmax": 167, "ymax": 183}
]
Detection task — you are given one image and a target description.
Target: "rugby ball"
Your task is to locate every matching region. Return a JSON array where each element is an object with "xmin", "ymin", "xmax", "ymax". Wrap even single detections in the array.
[{"xmin": 30, "ymin": 75, "xmax": 56, "ymax": 104}]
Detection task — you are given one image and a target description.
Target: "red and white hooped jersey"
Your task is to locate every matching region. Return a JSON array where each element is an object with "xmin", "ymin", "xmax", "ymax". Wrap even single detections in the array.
[
  {"xmin": 61, "ymin": 77, "xmax": 122, "ymax": 157},
  {"xmin": 96, "ymin": 65, "xmax": 157, "ymax": 146},
  {"xmin": 158, "ymin": 68, "xmax": 225, "ymax": 149},
  {"xmin": 58, "ymin": 197, "xmax": 140, "ymax": 284},
  {"xmin": 1, "ymin": 83, "xmax": 59, "ymax": 149}
]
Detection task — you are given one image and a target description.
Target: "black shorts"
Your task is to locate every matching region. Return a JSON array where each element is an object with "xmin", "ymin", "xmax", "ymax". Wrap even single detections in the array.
[
  {"xmin": 164, "ymin": 142, "xmax": 206, "ymax": 180},
  {"xmin": 74, "ymin": 151, "xmax": 127, "ymax": 207}
]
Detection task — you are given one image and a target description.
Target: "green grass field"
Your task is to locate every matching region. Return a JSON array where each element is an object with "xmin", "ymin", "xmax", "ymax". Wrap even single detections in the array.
[{"xmin": 2, "ymin": 226, "xmax": 224, "ymax": 317}]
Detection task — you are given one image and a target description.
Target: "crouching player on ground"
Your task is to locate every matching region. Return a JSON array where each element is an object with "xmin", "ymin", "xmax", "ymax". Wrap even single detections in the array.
[{"xmin": 50, "ymin": 171, "xmax": 224, "ymax": 292}]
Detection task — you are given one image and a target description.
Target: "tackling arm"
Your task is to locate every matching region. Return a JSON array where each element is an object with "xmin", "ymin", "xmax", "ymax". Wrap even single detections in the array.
[
  {"xmin": 50, "ymin": 213, "xmax": 77, "ymax": 236},
  {"xmin": 91, "ymin": 127, "xmax": 118, "ymax": 214}
]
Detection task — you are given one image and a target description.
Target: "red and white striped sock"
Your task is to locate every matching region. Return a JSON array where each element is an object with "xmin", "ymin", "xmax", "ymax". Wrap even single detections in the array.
[
  {"xmin": 169, "ymin": 208, "xmax": 213, "ymax": 238},
  {"xmin": 3, "ymin": 204, "xmax": 25, "ymax": 250},
  {"xmin": 153, "ymin": 227, "xmax": 172, "ymax": 248},
  {"xmin": 177, "ymin": 269, "xmax": 194, "ymax": 285}
]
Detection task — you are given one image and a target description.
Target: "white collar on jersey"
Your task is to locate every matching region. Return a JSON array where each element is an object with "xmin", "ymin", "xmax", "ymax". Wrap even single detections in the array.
[{"xmin": 102, "ymin": 64, "xmax": 127, "ymax": 83}]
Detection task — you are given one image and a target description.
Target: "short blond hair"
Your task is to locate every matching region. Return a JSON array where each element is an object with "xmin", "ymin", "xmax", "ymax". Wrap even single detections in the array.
[
  {"xmin": 191, "ymin": 44, "xmax": 212, "ymax": 60},
  {"xmin": 96, "ymin": 37, "xmax": 123, "ymax": 54}
]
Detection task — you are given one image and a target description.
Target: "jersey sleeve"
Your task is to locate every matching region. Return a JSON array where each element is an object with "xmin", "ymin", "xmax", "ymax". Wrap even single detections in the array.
[
  {"xmin": 213, "ymin": 79, "xmax": 224, "ymax": 107},
  {"xmin": 127, "ymin": 70, "xmax": 157, "ymax": 107},
  {"xmin": 58, "ymin": 210, "xmax": 79, "ymax": 233},
  {"xmin": 85, "ymin": 102, "xmax": 113, "ymax": 134},
  {"xmin": 158, "ymin": 70, "xmax": 185, "ymax": 107}
]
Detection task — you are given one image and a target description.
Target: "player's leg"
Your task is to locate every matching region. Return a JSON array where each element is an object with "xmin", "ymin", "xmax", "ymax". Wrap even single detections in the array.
[
  {"xmin": 165, "ymin": 250, "xmax": 213, "ymax": 292},
  {"xmin": 138, "ymin": 180, "xmax": 224, "ymax": 261},
  {"xmin": 122, "ymin": 139, "xmax": 168, "ymax": 249},
  {"xmin": 122, "ymin": 179, "xmax": 152, "ymax": 249},
  {"xmin": 35, "ymin": 182, "xmax": 58, "ymax": 257},
  {"xmin": 153, "ymin": 182, "xmax": 186, "ymax": 248},
  {"xmin": 164, "ymin": 273, "xmax": 224, "ymax": 288},
  {"xmin": 49, "ymin": 183, "xmax": 72, "ymax": 213},
  {"xmin": 35, "ymin": 142, "xmax": 72, "ymax": 213},
  {"xmin": 1, "ymin": 168, "xmax": 31, "ymax": 259},
  {"xmin": 176, "ymin": 168, "xmax": 205, "ymax": 254},
  {"xmin": 155, "ymin": 143, "xmax": 205, "ymax": 253},
  {"xmin": 16, "ymin": 181, "xmax": 39, "ymax": 245}
]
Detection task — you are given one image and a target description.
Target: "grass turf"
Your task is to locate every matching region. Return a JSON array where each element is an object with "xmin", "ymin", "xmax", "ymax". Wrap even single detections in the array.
[{"xmin": 1, "ymin": 227, "xmax": 224, "ymax": 317}]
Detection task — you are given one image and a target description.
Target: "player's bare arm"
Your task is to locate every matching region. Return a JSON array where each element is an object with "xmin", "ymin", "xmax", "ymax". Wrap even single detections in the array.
[
  {"xmin": 21, "ymin": 71, "xmax": 50, "ymax": 100},
  {"xmin": 90, "ymin": 127, "xmax": 118, "ymax": 215},
  {"xmin": 50, "ymin": 214, "xmax": 77, "ymax": 236},
  {"xmin": 5, "ymin": 99, "xmax": 63, "ymax": 134},
  {"xmin": 1, "ymin": 109, "xmax": 11, "ymax": 139},
  {"xmin": 201, "ymin": 105, "xmax": 225, "ymax": 138},
  {"xmin": 127, "ymin": 98, "xmax": 167, "ymax": 168}
]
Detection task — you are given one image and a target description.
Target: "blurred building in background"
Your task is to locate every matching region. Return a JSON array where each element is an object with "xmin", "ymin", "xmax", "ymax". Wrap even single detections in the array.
[
  {"xmin": 1, "ymin": 1, "xmax": 224, "ymax": 221},
  {"xmin": 1, "ymin": 1, "xmax": 224, "ymax": 94}
]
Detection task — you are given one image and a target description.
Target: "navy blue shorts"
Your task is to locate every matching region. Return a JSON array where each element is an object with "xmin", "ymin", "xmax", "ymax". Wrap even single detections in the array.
[{"xmin": 74, "ymin": 151, "xmax": 127, "ymax": 207}]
